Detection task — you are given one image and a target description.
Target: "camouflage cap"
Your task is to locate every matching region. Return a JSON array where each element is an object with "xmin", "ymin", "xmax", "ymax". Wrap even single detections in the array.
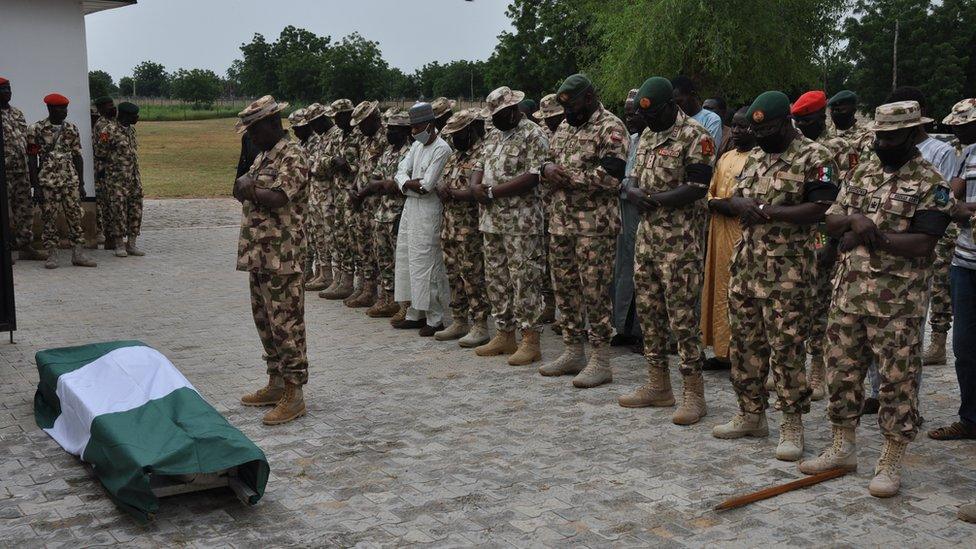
[
  {"xmin": 486, "ymin": 86, "xmax": 526, "ymax": 115},
  {"xmin": 431, "ymin": 97, "xmax": 456, "ymax": 118},
  {"xmin": 236, "ymin": 95, "xmax": 289, "ymax": 134},
  {"xmin": 305, "ymin": 102, "xmax": 327, "ymax": 122},
  {"xmin": 868, "ymin": 100, "xmax": 933, "ymax": 132},
  {"xmin": 533, "ymin": 93, "xmax": 564, "ymax": 120},
  {"xmin": 441, "ymin": 108, "xmax": 484, "ymax": 135},
  {"xmin": 351, "ymin": 100, "xmax": 379, "ymax": 126},
  {"xmin": 386, "ymin": 107, "xmax": 411, "ymax": 128},
  {"xmin": 942, "ymin": 98, "xmax": 976, "ymax": 126},
  {"xmin": 330, "ymin": 98, "xmax": 354, "ymax": 113},
  {"xmin": 288, "ymin": 107, "xmax": 310, "ymax": 127}
]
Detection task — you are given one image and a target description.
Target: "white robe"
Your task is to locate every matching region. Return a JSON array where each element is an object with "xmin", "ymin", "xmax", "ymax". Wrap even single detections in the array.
[{"xmin": 394, "ymin": 136, "xmax": 452, "ymax": 326}]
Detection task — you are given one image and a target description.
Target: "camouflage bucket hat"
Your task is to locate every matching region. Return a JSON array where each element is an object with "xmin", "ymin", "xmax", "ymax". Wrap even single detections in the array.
[
  {"xmin": 386, "ymin": 108, "xmax": 411, "ymax": 128},
  {"xmin": 288, "ymin": 107, "xmax": 309, "ymax": 127},
  {"xmin": 431, "ymin": 97, "xmax": 457, "ymax": 118},
  {"xmin": 441, "ymin": 108, "xmax": 483, "ymax": 135},
  {"xmin": 533, "ymin": 93, "xmax": 564, "ymax": 120},
  {"xmin": 868, "ymin": 101, "xmax": 932, "ymax": 132},
  {"xmin": 330, "ymin": 98, "xmax": 355, "ymax": 113},
  {"xmin": 486, "ymin": 86, "xmax": 526, "ymax": 115},
  {"xmin": 351, "ymin": 100, "xmax": 379, "ymax": 126},
  {"xmin": 305, "ymin": 102, "xmax": 327, "ymax": 122},
  {"xmin": 236, "ymin": 95, "xmax": 289, "ymax": 133},
  {"xmin": 943, "ymin": 98, "xmax": 976, "ymax": 126}
]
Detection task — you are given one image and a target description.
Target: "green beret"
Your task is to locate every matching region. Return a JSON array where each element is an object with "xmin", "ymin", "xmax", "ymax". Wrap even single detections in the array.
[
  {"xmin": 557, "ymin": 74, "xmax": 593, "ymax": 102},
  {"xmin": 747, "ymin": 91, "xmax": 790, "ymax": 123},
  {"xmin": 93, "ymin": 96, "xmax": 113, "ymax": 106},
  {"xmin": 518, "ymin": 98, "xmax": 538, "ymax": 112},
  {"xmin": 828, "ymin": 90, "xmax": 858, "ymax": 107},
  {"xmin": 635, "ymin": 77, "xmax": 673, "ymax": 110},
  {"xmin": 117, "ymin": 102, "xmax": 139, "ymax": 115}
]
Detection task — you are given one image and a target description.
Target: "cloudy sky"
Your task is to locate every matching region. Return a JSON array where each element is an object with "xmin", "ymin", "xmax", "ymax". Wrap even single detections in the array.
[{"xmin": 86, "ymin": 0, "xmax": 513, "ymax": 81}]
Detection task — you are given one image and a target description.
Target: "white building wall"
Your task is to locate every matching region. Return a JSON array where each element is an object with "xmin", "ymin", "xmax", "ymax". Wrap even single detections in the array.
[{"xmin": 0, "ymin": 0, "xmax": 97, "ymax": 196}]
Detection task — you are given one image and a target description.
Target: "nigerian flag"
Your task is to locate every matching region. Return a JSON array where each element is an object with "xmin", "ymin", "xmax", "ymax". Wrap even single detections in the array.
[{"xmin": 34, "ymin": 340, "xmax": 269, "ymax": 522}]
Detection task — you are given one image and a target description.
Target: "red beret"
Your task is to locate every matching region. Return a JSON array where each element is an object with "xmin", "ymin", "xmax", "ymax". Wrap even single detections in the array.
[
  {"xmin": 0, "ymin": 77, "xmax": 9, "ymax": 86},
  {"xmin": 44, "ymin": 93, "xmax": 70, "ymax": 106},
  {"xmin": 791, "ymin": 91, "xmax": 827, "ymax": 116}
]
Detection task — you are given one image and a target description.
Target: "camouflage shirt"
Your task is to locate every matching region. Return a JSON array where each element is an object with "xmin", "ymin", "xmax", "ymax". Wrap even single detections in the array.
[
  {"xmin": 120, "ymin": 125, "xmax": 141, "ymax": 185},
  {"xmin": 310, "ymin": 126, "xmax": 343, "ymax": 207},
  {"xmin": 827, "ymin": 153, "xmax": 954, "ymax": 318},
  {"xmin": 236, "ymin": 137, "xmax": 310, "ymax": 275},
  {"xmin": 474, "ymin": 118, "xmax": 548, "ymax": 235},
  {"xmin": 729, "ymin": 135, "xmax": 838, "ymax": 299},
  {"xmin": 630, "ymin": 110, "xmax": 715, "ymax": 263},
  {"xmin": 374, "ymin": 143, "xmax": 408, "ymax": 223},
  {"xmin": 1, "ymin": 106, "xmax": 28, "ymax": 174},
  {"xmin": 27, "ymin": 119, "xmax": 82, "ymax": 188},
  {"xmin": 546, "ymin": 104, "xmax": 628, "ymax": 237},
  {"xmin": 441, "ymin": 138, "xmax": 485, "ymax": 241},
  {"xmin": 325, "ymin": 129, "xmax": 360, "ymax": 190},
  {"xmin": 817, "ymin": 132, "xmax": 860, "ymax": 184},
  {"xmin": 355, "ymin": 129, "xmax": 386, "ymax": 191},
  {"xmin": 828, "ymin": 121, "xmax": 874, "ymax": 157},
  {"xmin": 92, "ymin": 116, "xmax": 117, "ymax": 172}
]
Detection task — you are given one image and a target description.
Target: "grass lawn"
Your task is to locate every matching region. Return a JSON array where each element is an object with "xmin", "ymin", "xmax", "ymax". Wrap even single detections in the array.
[{"xmin": 138, "ymin": 118, "xmax": 240, "ymax": 198}]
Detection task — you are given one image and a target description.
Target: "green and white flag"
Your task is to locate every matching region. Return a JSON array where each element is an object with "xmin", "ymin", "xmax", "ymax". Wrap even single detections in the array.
[{"xmin": 34, "ymin": 340, "xmax": 269, "ymax": 522}]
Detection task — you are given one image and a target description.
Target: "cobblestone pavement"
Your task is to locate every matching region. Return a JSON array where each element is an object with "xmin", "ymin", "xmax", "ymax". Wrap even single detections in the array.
[{"xmin": 1, "ymin": 198, "xmax": 974, "ymax": 548}]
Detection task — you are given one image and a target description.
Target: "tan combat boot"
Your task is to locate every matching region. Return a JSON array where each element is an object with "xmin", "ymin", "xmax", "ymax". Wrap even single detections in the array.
[
  {"xmin": 434, "ymin": 315, "xmax": 470, "ymax": 341},
  {"xmin": 572, "ymin": 345, "xmax": 612, "ymax": 388},
  {"xmin": 304, "ymin": 270, "xmax": 328, "ymax": 292},
  {"xmin": 348, "ymin": 280, "xmax": 377, "ymax": 308},
  {"xmin": 868, "ymin": 437, "xmax": 908, "ymax": 498},
  {"xmin": 71, "ymin": 246, "xmax": 97, "ymax": 267},
  {"xmin": 809, "ymin": 354, "xmax": 826, "ymax": 401},
  {"xmin": 958, "ymin": 503, "xmax": 976, "ymax": 523},
  {"xmin": 476, "ymin": 330, "xmax": 517, "ymax": 357},
  {"xmin": 922, "ymin": 332, "xmax": 947, "ymax": 365},
  {"xmin": 458, "ymin": 319, "xmax": 490, "ymax": 348},
  {"xmin": 799, "ymin": 425, "xmax": 857, "ymax": 474},
  {"xmin": 776, "ymin": 413, "xmax": 805, "ymax": 461},
  {"xmin": 618, "ymin": 365, "xmax": 675, "ymax": 408},
  {"xmin": 672, "ymin": 372, "xmax": 707, "ymax": 425},
  {"xmin": 126, "ymin": 236, "xmax": 145, "ymax": 256},
  {"xmin": 343, "ymin": 275, "xmax": 364, "ymax": 306},
  {"xmin": 44, "ymin": 248, "xmax": 59, "ymax": 269},
  {"xmin": 390, "ymin": 302, "xmax": 410, "ymax": 326},
  {"xmin": 367, "ymin": 291, "xmax": 400, "ymax": 318},
  {"xmin": 321, "ymin": 271, "xmax": 354, "ymax": 299},
  {"xmin": 240, "ymin": 375, "xmax": 285, "ymax": 407},
  {"xmin": 114, "ymin": 245, "xmax": 128, "ymax": 258},
  {"xmin": 508, "ymin": 330, "xmax": 542, "ymax": 366},
  {"xmin": 18, "ymin": 245, "xmax": 49, "ymax": 261},
  {"xmin": 538, "ymin": 342, "xmax": 585, "ymax": 377},
  {"xmin": 712, "ymin": 411, "xmax": 769, "ymax": 439},
  {"xmin": 262, "ymin": 382, "xmax": 307, "ymax": 425}
]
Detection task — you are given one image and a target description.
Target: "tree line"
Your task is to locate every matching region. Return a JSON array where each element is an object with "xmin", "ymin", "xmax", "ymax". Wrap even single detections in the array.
[{"xmin": 89, "ymin": 0, "xmax": 976, "ymax": 118}]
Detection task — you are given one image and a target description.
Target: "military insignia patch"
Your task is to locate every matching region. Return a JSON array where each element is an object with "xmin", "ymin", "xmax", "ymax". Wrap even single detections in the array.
[
  {"xmin": 935, "ymin": 185, "xmax": 950, "ymax": 206},
  {"xmin": 27, "ymin": 143, "xmax": 40, "ymax": 155},
  {"xmin": 99, "ymin": 132, "xmax": 109, "ymax": 143},
  {"xmin": 848, "ymin": 152, "xmax": 859, "ymax": 169},
  {"xmin": 610, "ymin": 130, "xmax": 623, "ymax": 143},
  {"xmin": 701, "ymin": 137, "xmax": 715, "ymax": 156},
  {"xmin": 752, "ymin": 110, "xmax": 765, "ymax": 123},
  {"xmin": 868, "ymin": 196, "xmax": 881, "ymax": 212},
  {"xmin": 817, "ymin": 165, "xmax": 833, "ymax": 184},
  {"xmin": 891, "ymin": 192, "xmax": 920, "ymax": 204},
  {"xmin": 639, "ymin": 98, "xmax": 651, "ymax": 110}
]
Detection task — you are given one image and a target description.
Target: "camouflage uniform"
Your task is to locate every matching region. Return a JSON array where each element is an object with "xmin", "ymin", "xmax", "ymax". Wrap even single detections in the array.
[
  {"xmin": 353, "ymin": 127, "xmax": 384, "ymax": 281},
  {"xmin": 475, "ymin": 117, "xmax": 548, "ymax": 332},
  {"xmin": 547, "ymin": 104, "xmax": 628, "ymax": 347},
  {"xmin": 373, "ymin": 143, "xmax": 408, "ymax": 297},
  {"xmin": 237, "ymin": 137, "xmax": 311, "ymax": 386},
  {"xmin": 441, "ymin": 137, "xmax": 490, "ymax": 324},
  {"xmin": 300, "ymin": 130, "xmax": 322, "ymax": 265},
  {"xmin": 630, "ymin": 111, "xmax": 714, "ymax": 375},
  {"xmin": 27, "ymin": 119, "xmax": 86, "ymax": 249},
  {"xmin": 325, "ymin": 129, "xmax": 360, "ymax": 276},
  {"xmin": 1, "ymin": 105, "xmax": 33, "ymax": 248},
  {"xmin": 729, "ymin": 135, "xmax": 837, "ymax": 415},
  {"xmin": 310, "ymin": 125, "xmax": 343, "ymax": 270},
  {"xmin": 94, "ymin": 117, "xmax": 128, "ymax": 241},
  {"xmin": 929, "ymin": 223, "xmax": 959, "ymax": 335},
  {"xmin": 92, "ymin": 115, "xmax": 114, "ymax": 239},
  {"xmin": 119, "ymin": 124, "xmax": 143, "ymax": 238},
  {"xmin": 827, "ymin": 120, "xmax": 874, "ymax": 157},
  {"xmin": 825, "ymin": 153, "xmax": 954, "ymax": 442}
]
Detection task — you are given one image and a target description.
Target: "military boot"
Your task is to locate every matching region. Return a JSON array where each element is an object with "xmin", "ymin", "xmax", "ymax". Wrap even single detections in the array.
[
  {"xmin": 319, "ymin": 266, "xmax": 334, "ymax": 289},
  {"xmin": 390, "ymin": 302, "xmax": 410, "ymax": 326},
  {"xmin": 672, "ymin": 372, "xmax": 707, "ymax": 425},
  {"xmin": 434, "ymin": 316, "xmax": 470, "ymax": 341},
  {"xmin": 868, "ymin": 437, "xmax": 908, "ymax": 498},
  {"xmin": 262, "ymin": 382, "xmax": 306, "ymax": 425},
  {"xmin": 572, "ymin": 345, "xmax": 612, "ymax": 388},
  {"xmin": 776, "ymin": 413, "xmax": 805, "ymax": 461},
  {"xmin": 922, "ymin": 332, "xmax": 947, "ymax": 365},
  {"xmin": 367, "ymin": 291, "xmax": 400, "ymax": 318},
  {"xmin": 476, "ymin": 330, "xmax": 517, "ymax": 357},
  {"xmin": 114, "ymin": 245, "xmax": 128, "ymax": 258},
  {"xmin": 540, "ymin": 299, "xmax": 556, "ymax": 324},
  {"xmin": 348, "ymin": 280, "xmax": 377, "ymax": 308},
  {"xmin": 538, "ymin": 342, "xmax": 585, "ymax": 377},
  {"xmin": 240, "ymin": 375, "xmax": 285, "ymax": 407},
  {"xmin": 125, "ymin": 236, "xmax": 145, "ymax": 256},
  {"xmin": 958, "ymin": 503, "xmax": 976, "ymax": 524},
  {"xmin": 343, "ymin": 276, "xmax": 364, "ymax": 306},
  {"xmin": 458, "ymin": 319, "xmax": 490, "ymax": 348},
  {"xmin": 712, "ymin": 411, "xmax": 769, "ymax": 439},
  {"xmin": 618, "ymin": 365, "xmax": 674, "ymax": 408},
  {"xmin": 798, "ymin": 425, "xmax": 857, "ymax": 474},
  {"xmin": 44, "ymin": 248, "xmax": 59, "ymax": 269},
  {"xmin": 71, "ymin": 246, "xmax": 97, "ymax": 267},
  {"xmin": 304, "ymin": 270, "xmax": 328, "ymax": 292},
  {"xmin": 809, "ymin": 354, "xmax": 826, "ymax": 401},
  {"xmin": 321, "ymin": 272, "xmax": 354, "ymax": 299},
  {"xmin": 508, "ymin": 329, "xmax": 542, "ymax": 366},
  {"xmin": 18, "ymin": 245, "xmax": 49, "ymax": 261}
]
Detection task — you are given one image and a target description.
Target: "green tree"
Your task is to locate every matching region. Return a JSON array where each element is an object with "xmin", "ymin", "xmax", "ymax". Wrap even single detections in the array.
[
  {"xmin": 132, "ymin": 60, "xmax": 170, "ymax": 97},
  {"xmin": 88, "ymin": 70, "xmax": 118, "ymax": 99},
  {"xmin": 272, "ymin": 26, "xmax": 331, "ymax": 102},
  {"xmin": 415, "ymin": 60, "xmax": 490, "ymax": 100},
  {"xmin": 320, "ymin": 33, "xmax": 392, "ymax": 102},
  {"xmin": 230, "ymin": 33, "xmax": 277, "ymax": 98},
  {"xmin": 169, "ymin": 69, "xmax": 223, "ymax": 108},
  {"xmin": 118, "ymin": 76, "xmax": 135, "ymax": 96}
]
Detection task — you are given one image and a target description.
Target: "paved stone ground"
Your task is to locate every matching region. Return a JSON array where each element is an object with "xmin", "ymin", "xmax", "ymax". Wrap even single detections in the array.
[{"xmin": 1, "ymin": 198, "xmax": 974, "ymax": 548}]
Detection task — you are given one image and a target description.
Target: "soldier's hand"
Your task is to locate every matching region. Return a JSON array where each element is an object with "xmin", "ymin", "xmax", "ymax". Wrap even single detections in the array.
[
  {"xmin": 544, "ymin": 163, "xmax": 570, "ymax": 188},
  {"xmin": 234, "ymin": 174, "xmax": 255, "ymax": 203},
  {"xmin": 471, "ymin": 183, "xmax": 491, "ymax": 204},
  {"xmin": 403, "ymin": 179, "xmax": 427, "ymax": 195},
  {"xmin": 729, "ymin": 197, "xmax": 768, "ymax": 227},
  {"xmin": 848, "ymin": 214, "xmax": 886, "ymax": 249},
  {"xmin": 838, "ymin": 231, "xmax": 860, "ymax": 253}
]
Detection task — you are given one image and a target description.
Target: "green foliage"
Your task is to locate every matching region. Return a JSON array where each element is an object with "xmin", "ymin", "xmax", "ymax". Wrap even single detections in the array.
[
  {"xmin": 118, "ymin": 76, "xmax": 135, "ymax": 96},
  {"xmin": 415, "ymin": 60, "xmax": 490, "ymax": 100},
  {"xmin": 320, "ymin": 32, "xmax": 397, "ymax": 101},
  {"xmin": 169, "ymin": 68, "xmax": 223, "ymax": 108},
  {"xmin": 137, "ymin": 104, "xmax": 244, "ymax": 122},
  {"xmin": 132, "ymin": 60, "xmax": 170, "ymax": 97},
  {"xmin": 88, "ymin": 70, "xmax": 118, "ymax": 99}
]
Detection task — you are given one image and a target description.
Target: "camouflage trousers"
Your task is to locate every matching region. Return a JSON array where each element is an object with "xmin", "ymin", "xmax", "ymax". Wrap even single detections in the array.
[
  {"xmin": 306, "ymin": 182, "xmax": 327, "ymax": 268},
  {"xmin": 39, "ymin": 181, "xmax": 85, "ymax": 250},
  {"xmin": 483, "ymin": 232, "xmax": 546, "ymax": 332},
  {"xmin": 349, "ymin": 196, "xmax": 377, "ymax": 280},
  {"xmin": 332, "ymin": 188, "xmax": 355, "ymax": 275},
  {"xmin": 102, "ymin": 176, "xmax": 126, "ymax": 241},
  {"xmin": 730, "ymin": 293, "xmax": 811, "ymax": 415},
  {"xmin": 805, "ymin": 261, "xmax": 836, "ymax": 357},
  {"xmin": 373, "ymin": 219, "xmax": 398, "ymax": 294},
  {"xmin": 94, "ymin": 174, "xmax": 106, "ymax": 236},
  {"xmin": 550, "ymin": 234, "xmax": 614, "ymax": 347},
  {"xmin": 124, "ymin": 178, "xmax": 143, "ymax": 237},
  {"xmin": 5, "ymin": 169, "xmax": 33, "ymax": 248},
  {"xmin": 826, "ymin": 311, "xmax": 922, "ymax": 442},
  {"xmin": 442, "ymin": 233, "xmax": 489, "ymax": 324},
  {"xmin": 634, "ymin": 257, "xmax": 704, "ymax": 375},
  {"xmin": 929, "ymin": 226, "xmax": 958, "ymax": 334},
  {"xmin": 249, "ymin": 271, "xmax": 309, "ymax": 386}
]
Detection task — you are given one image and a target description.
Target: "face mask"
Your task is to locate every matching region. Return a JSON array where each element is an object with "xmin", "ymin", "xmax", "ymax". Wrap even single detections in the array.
[
  {"xmin": 830, "ymin": 111, "xmax": 856, "ymax": 130},
  {"xmin": 492, "ymin": 109, "xmax": 519, "ymax": 132},
  {"xmin": 873, "ymin": 132, "xmax": 916, "ymax": 168},
  {"xmin": 451, "ymin": 131, "xmax": 472, "ymax": 152},
  {"xmin": 564, "ymin": 106, "xmax": 590, "ymax": 127},
  {"xmin": 413, "ymin": 123, "xmax": 431, "ymax": 145},
  {"xmin": 797, "ymin": 119, "xmax": 825, "ymax": 141},
  {"xmin": 641, "ymin": 104, "xmax": 675, "ymax": 133}
]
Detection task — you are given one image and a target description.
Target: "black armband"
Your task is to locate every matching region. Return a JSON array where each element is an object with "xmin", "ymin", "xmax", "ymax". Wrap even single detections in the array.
[
  {"xmin": 600, "ymin": 156, "xmax": 627, "ymax": 181},
  {"xmin": 803, "ymin": 180, "xmax": 839, "ymax": 203},
  {"xmin": 685, "ymin": 163, "xmax": 713, "ymax": 185},
  {"xmin": 909, "ymin": 210, "xmax": 952, "ymax": 236}
]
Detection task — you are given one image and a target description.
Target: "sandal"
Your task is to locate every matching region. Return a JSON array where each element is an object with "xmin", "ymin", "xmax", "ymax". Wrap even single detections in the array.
[{"xmin": 927, "ymin": 421, "xmax": 976, "ymax": 440}]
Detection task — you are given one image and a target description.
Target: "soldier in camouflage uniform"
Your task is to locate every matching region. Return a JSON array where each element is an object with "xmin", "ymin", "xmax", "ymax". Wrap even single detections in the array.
[
  {"xmin": 434, "ymin": 108, "xmax": 491, "ymax": 347},
  {"xmin": 533, "ymin": 93, "xmax": 565, "ymax": 326},
  {"xmin": 27, "ymin": 94, "xmax": 97, "ymax": 269},
  {"xmin": 538, "ymin": 74, "xmax": 628, "ymax": 389},
  {"xmin": 0, "ymin": 78, "xmax": 46, "ymax": 261},
  {"xmin": 711, "ymin": 91, "xmax": 839, "ymax": 462},
  {"xmin": 616, "ymin": 77, "xmax": 715, "ymax": 425},
  {"xmin": 800, "ymin": 101, "xmax": 954, "ymax": 498},
  {"xmin": 471, "ymin": 86, "xmax": 549, "ymax": 366},
  {"xmin": 91, "ymin": 96, "xmax": 117, "ymax": 248},
  {"xmin": 96, "ymin": 101, "xmax": 142, "ymax": 258},
  {"xmin": 235, "ymin": 96, "xmax": 311, "ymax": 426},
  {"xmin": 344, "ymin": 101, "xmax": 385, "ymax": 309},
  {"xmin": 320, "ymin": 99, "xmax": 359, "ymax": 300},
  {"xmin": 533, "ymin": 94, "xmax": 565, "ymax": 141},
  {"xmin": 115, "ymin": 102, "xmax": 145, "ymax": 257},
  {"xmin": 304, "ymin": 103, "xmax": 339, "ymax": 291},
  {"xmin": 431, "ymin": 97, "xmax": 455, "ymax": 132},
  {"xmin": 827, "ymin": 90, "xmax": 874, "ymax": 159}
]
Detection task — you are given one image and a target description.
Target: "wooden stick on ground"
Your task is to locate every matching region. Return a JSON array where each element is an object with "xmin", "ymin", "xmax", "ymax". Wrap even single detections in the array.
[{"xmin": 714, "ymin": 468, "xmax": 850, "ymax": 511}]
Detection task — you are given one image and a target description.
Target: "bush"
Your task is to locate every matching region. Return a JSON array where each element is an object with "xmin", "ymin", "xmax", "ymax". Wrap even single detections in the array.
[{"xmin": 169, "ymin": 69, "xmax": 223, "ymax": 109}]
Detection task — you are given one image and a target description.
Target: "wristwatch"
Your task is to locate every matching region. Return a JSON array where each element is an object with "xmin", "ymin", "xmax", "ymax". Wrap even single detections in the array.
[
  {"xmin": 759, "ymin": 204, "xmax": 767, "ymax": 211},
  {"xmin": 487, "ymin": 186, "xmax": 495, "ymax": 201}
]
